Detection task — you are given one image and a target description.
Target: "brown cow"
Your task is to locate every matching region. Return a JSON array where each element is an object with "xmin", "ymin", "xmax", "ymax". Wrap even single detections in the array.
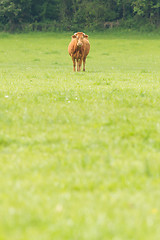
[{"xmin": 68, "ymin": 32, "xmax": 90, "ymax": 72}]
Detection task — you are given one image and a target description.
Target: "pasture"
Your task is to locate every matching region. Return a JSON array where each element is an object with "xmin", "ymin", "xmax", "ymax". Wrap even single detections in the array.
[{"xmin": 0, "ymin": 31, "xmax": 160, "ymax": 240}]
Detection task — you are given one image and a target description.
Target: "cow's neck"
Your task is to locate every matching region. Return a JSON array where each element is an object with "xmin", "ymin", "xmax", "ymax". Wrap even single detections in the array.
[{"xmin": 76, "ymin": 46, "xmax": 83, "ymax": 52}]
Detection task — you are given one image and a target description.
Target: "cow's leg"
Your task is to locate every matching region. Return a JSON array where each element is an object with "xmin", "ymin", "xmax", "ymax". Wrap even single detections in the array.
[
  {"xmin": 77, "ymin": 59, "xmax": 80, "ymax": 72},
  {"xmin": 79, "ymin": 58, "xmax": 83, "ymax": 71},
  {"xmin": 72, "ymin": 57, "xmax": 76, "ymax": 72},
  {"xmin": 77, "ymin": 59, "xmax": 79, "ymax": 71},
  {"xmin": 83, "ymin": 57, "xmax": 86, "ymax": 71}
]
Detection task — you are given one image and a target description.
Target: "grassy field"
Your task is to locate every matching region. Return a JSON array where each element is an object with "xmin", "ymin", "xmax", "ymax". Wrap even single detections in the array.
[{"xmin": 0, "ymin": 31, "xmax": 160, "ymax": 240}]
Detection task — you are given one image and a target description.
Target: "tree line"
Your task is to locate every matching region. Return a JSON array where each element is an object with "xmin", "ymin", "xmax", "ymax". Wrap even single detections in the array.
[{"xmin": 0, "ymin": 0, "xmax": 160, "ymax": 32}]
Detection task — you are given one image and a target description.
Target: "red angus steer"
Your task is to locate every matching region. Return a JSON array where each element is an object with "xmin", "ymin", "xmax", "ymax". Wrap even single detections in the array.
[{"xmin": 68, "ymin": 32, "xmax": 90, "ymax": 72}]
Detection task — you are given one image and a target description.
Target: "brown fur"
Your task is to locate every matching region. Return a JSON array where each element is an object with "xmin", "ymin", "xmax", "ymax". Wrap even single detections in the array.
[{"xmin": 68, "ymin": 32, "xmax": 90, "ymax": 72}]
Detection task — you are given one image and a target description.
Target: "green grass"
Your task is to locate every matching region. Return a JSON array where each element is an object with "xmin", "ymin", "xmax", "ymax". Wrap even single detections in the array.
[{"xmin": 0, "ymin": 31, "xmax": 160, "ymax": 240}]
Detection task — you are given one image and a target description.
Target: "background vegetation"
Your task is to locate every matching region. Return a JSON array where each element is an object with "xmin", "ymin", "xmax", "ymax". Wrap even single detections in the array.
[{"xmin": 0, "ymin": 0, "xmax": 160, "ymax": 32}]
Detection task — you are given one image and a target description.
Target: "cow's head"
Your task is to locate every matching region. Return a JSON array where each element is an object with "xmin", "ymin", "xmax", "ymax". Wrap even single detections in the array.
[{"xmin": 72, "ymin": 32, "xmax": 88, "ymax": 47}]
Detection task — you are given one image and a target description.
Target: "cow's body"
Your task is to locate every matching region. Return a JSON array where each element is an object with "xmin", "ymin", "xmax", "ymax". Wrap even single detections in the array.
[{"xmin": 68, "ymin": 32, "xmax": 90, "ymax": 72}]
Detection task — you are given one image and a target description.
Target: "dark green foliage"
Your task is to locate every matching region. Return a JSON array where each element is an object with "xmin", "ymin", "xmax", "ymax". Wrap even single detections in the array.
[{"xmin": 0, "ymin": 0, "xmax": 160, "ymax": 31}]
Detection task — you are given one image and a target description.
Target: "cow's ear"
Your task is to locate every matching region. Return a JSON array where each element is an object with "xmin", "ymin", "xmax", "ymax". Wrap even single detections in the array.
[
  {"xmin": 84, "ymin": 34, "xmax": 88, "ymax": 38},
  {"xmin": 72, "ymin": 35, "xmax": 76, "ymax": 38}
]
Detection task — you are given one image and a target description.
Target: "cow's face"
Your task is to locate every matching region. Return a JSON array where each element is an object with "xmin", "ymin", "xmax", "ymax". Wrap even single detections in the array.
[{"xmin": 72, "ymin": 32, "xmax": 88, "ymax": 47}]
